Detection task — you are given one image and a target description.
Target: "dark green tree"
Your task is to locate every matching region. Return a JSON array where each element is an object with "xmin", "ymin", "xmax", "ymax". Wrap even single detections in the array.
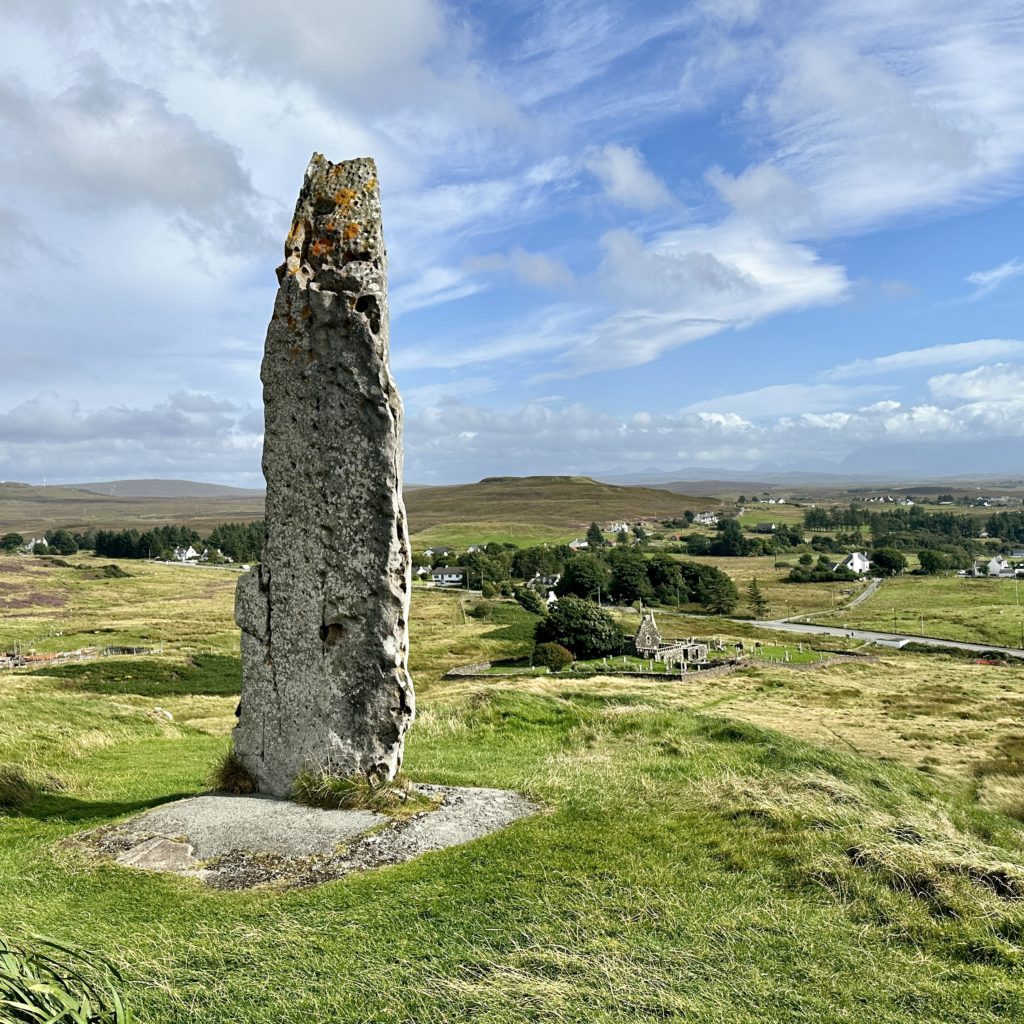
[
  {"xmin": 608, "ymin": 555, "xmax": 652, "ymax": 604},
  {"xmin": 871, "ymin": 548, "xmax": 908, "ymax": 575},
  {"xmin": 556, "ymin": 555, "xmax": 610, "ymax": 600},
  {"xmin": 746, "ymin": 578, "xmax": 769, "ymax": 618},
  {"xmin": 917, "ymin": 550, "xmax": 949, "ymax": 575},
  {"xmin": 534, "ymin": 596, "xmax": 624, "ymax": 659},
  {"xmin": 0, "ymin": 532, "xmax": 23, "ymax": 552},
  {"xmin": 46, "ymin": 529, "xmax": 78, "ymax": 555},
  {"xmin": 586, "ymin": 522, "xmax": 606, "ymax": 549}
]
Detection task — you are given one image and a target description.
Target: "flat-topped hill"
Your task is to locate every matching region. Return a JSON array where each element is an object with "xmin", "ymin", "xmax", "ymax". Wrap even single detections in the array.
[{"xmin": 404, "ymin": 475, "xmax": 718, "ymax": 532}]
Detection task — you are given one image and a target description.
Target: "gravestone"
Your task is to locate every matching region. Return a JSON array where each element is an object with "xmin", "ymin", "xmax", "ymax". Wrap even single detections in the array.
[{"xmin": 232, "ymin": 153, "xmax": 415, "ymax": 797}]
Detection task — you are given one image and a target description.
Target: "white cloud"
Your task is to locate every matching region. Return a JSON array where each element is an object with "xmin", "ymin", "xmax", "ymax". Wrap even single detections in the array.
[
  {"xmin": 684, "ymin": 383, "xmax": 882, "ymax": 418},
  {"xmin": 964, "ymin": 257, "xmax": 1024, "ymax": 299},
  {"xmin": 584, "ymin": 144, "xmax": 674, "ymax": 210},
  {"xmin": 928, "ymin": 362, "xmax": 1024, "ymax": 401},
  {"xmin": 824, "ymin": 339, "xmax": 1024, "ymax": 379}
]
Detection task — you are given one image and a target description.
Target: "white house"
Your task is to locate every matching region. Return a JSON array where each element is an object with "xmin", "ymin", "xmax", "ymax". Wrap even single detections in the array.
[
  {"xmin": 466, "ymin": 544, "xmax": 486, "ymax": 554},
  {"xmin": 568, "ymin": 538, "xmax": 589, "ymax": 551},
  {"xmin": 833, "ymin": 552, "xmax": 872, "ymax": 575},
  {"xmin": 528, "ymin": 572, "xmax": 561, "ymax": 591},
  {"xmin": 172, "ymin": 545, "xmax": 201, "ymax": 562},
  {"xmin": 423, "ymin": 547, "xmax": 451, "ymax": 559},
  {"xmin": 693, "ymin": 512, "xmax": 718, "ymax": 526},
  {"xmin": 430, "ymin": 566, "xmax": 467, "ymax": 587},
  {"xmin": 414, "ymin": 565, "xmax": 431, "ymax": 577},
  {"xmin": 25, "ymin": 537, "xmax": 48, "ymax": 552},
  {"xmin": 607, "ymin": 521, "xmax": 630, "ymax": 534}
]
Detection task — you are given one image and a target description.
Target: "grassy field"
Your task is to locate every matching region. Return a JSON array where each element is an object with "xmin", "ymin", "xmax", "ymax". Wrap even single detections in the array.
[
  {"xmin": 410, "ymin": 521, "xmax": 575, "ymax": 550},
  {"xmin": 676, "ymin": 554, "xmax": 869, "ymax": 619},
  {"xmin": 810, "ymin": 574, "xmax": 1024, "ymax": 649},
  {"xmin": 2, "ymin": 559, "xmax": 1024, "ymax": 1021}
]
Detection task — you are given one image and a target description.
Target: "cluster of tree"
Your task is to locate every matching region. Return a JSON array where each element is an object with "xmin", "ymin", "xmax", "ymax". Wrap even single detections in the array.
[
  {"xmin": 94, "ymin": 525, "xmax": 202, "ymax": 559},
  {"xmin": 678, "ymin": 519, "xmax": 804, "ymax": 557},
  {"xmin": 91, "ymin": 521, "xmax": 266, "ymax": 562},
  {"xmin": 553, "ymin": 548, "xmax": 738, "ymax": 613},
  {"xmin": 206, "ymin": 522, "xmax": 265, "ymax": 563},
  {"xmin": 985, "ymin": 511, "xmax": 1024, "ymax": 544}
]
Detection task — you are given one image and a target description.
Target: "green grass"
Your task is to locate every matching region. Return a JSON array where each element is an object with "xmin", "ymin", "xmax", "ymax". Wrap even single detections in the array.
[
  {"xmin": 810, "ymin": 574, "xmax": 1024, "ymax": 648},
  {"xmin": 29, "ymin": 653, "xmax": 241, "ymax": 697},
  {"xmin": 411, "ymin": 521, "xmax": 575, "ymax": 550},
  {"xmin": 3, "ymin": 546, "xmax": 1024, "ymax": 1021}
]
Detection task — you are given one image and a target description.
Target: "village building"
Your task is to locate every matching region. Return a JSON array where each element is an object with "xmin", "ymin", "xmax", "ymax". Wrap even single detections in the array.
[
  {"xmin": 568, "ymin": 538, "xmax": 589, "ymax": 551},
  {"xmin": 607, "ymin": 521, "xmax": 630, "ymax": 534},
  {"xmin": 973, "ymin": 555, "xmax": 1016, "ymax": 578},
  {"xmin": 172, "ymin": 545, "xmax": 201, "ymax": 562},
  {"xmin": 832, "ymin": 551, "xmax": 872, "ymax": 575},
  {"xmin": 430, "ymin": 566, "xmax": 467, "ymax": 587},
  {"xmin": 466, "ymin": 544, "xmax": 486, "ymax": 554},
  {"xmin": 527, "ymin": 572, "xmax": 561, "ymax": 592},
  {"xmin": 754, "ymin": 522, "xmax": 777, "ymax": 534},
  {"xmin": 633, "ymin": 612, "xmax": 710, "ymax": 667},
  {"xmin": 693, "ymin": 512, "xmax": 718, "ymax": 526}
]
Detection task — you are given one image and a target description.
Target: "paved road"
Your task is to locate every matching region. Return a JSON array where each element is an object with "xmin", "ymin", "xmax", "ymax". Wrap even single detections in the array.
[
  {"xmin": 845, "ymin": 575, "xmax": 883, "ymax": 610},
  {"xmin": 749, "ymin": 618, "xmax": 1024, "ymax": 659}
]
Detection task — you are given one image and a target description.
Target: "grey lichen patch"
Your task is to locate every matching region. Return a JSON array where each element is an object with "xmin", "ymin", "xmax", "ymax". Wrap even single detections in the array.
[{"xmin": 233, "ymin": 153, "xmax": 414, "ymax": 797}]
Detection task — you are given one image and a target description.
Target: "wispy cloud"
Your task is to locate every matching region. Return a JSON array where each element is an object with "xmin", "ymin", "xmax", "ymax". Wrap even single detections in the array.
[
  {"xmin": 823, "ymin": 339, "xmax": 1024, "ymax": 380},
  {"xmin": 964, "ymin": 257, "xmax": 1024, "ymax": 300}
]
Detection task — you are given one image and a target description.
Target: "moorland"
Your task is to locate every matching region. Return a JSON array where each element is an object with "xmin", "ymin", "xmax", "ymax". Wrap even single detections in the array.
[{"xmin": 2, "ymin": 475, "xmax": 1024, "ymax": 1021}]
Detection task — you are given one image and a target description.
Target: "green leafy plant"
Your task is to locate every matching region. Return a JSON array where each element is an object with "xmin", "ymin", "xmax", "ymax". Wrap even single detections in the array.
[
  {"xmin": 533, "ymin": 642, "xmax": 574, "ymax": 671},
  {"xmin": 0, "ymin": 933, "xmax": 130, "ymax": 1023}
]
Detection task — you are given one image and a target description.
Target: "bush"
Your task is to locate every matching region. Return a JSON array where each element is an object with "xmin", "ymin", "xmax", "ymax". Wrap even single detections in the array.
[
  {"xmin": 0, "ymin": 933, "xmax": 130, "ymax": 1022},
  {"xmin": 513, "ymin": 587, "xmax": 547, "ymax": 615},
  {"xmin": 534, "ymin": 596, "xmax": 624, "ymax": 659},
  {"xmin": 481, "ymin": 581, "xmax": 499, "ymax": 598},
  {"xmin": 534, "ymin": 642, "xmax": 574, "ymax": 671}
]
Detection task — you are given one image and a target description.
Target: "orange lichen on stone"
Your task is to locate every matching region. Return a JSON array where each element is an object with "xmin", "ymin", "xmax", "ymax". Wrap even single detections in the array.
[
  {"xmin": 309, "ymin": 237, "xmax": 335, "ymax": 259},
  {"xmin": 343, "ymin": 222, "xmax": 361, "ymax": 241},
  {"xmin": 364, "ymin": 178, "xmax": 377, "ymax": 192},
  {"xmin": 334, "ymin": 187, "xmax": 358, "ymax": 210}
]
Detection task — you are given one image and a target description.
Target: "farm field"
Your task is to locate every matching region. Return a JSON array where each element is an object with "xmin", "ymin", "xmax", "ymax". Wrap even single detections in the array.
[
  {"xmin": 2, "ymin": 557, "xmax": 1024, "ymax": 1021},
  {"xmin": 810, "ymin": 574, "xmax": 1024, "ymax": 649}
]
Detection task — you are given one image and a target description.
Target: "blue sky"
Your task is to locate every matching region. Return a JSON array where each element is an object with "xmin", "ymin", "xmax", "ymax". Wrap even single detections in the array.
[{"xmin": 2, "ymin": 0, "xmax": 1024, "ymax": 485}]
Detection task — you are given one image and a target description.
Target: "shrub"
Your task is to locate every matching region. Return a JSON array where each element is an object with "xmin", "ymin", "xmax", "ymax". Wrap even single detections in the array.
[
  {"xmin": 534, "ymin": 642, "xmax": 573, "ymax": 671},
  {"xmin": 0, "ymin": 933, "xmax": 129, "ymax": 1023}
]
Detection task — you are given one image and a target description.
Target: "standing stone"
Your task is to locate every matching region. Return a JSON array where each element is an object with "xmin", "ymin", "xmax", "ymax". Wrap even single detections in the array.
[{"xmin": 233, "ymin": 153, "xmax": 414, "ymax": 797}]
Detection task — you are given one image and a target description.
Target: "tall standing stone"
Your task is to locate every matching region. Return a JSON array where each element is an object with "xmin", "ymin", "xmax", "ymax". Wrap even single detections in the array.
[{"xmin": 232, "ymin": 153, "xmax": 414, "ymax": 797}]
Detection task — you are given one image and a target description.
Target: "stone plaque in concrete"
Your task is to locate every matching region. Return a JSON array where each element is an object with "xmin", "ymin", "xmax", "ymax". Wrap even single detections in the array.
[{"xmin": 233, "ymin": 154, "xmax": 414, "ymax": 796}]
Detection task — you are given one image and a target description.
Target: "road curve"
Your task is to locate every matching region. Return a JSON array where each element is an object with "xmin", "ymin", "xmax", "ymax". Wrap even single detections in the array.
[{"xmin": 749, "ymin": 618, "xmax": 1024, "ymax": 660}]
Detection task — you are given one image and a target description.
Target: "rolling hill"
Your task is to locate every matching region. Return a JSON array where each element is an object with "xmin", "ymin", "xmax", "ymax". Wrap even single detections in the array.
[{"xmin": 404, "ymin": 475, "xmax": 718, "ymax": 532}]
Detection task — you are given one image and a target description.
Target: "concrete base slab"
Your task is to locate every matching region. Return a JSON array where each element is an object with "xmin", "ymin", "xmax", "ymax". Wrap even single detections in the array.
[{"xmin": 76, "ymin": 785, "xmax": 537, "ymax": 890}]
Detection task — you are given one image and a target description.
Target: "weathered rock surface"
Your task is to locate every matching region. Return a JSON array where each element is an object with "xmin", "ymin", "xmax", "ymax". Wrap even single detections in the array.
[
  {"xmin": 233, "ymin": 153, "xmax": 414, "ymax": 796},
  {"xmin": 76, "ymin": 788, "xmax": 539, "ymax": 890}
]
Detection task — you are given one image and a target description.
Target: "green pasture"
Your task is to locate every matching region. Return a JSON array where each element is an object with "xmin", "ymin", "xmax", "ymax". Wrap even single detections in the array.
[
  {"xmin": 2, "ymin": 558, "xmax": 1024, "ymax": 1021},
  {"xmin": 811, "ymin": 573, "xmax": 1024, "ymax": 649}
]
